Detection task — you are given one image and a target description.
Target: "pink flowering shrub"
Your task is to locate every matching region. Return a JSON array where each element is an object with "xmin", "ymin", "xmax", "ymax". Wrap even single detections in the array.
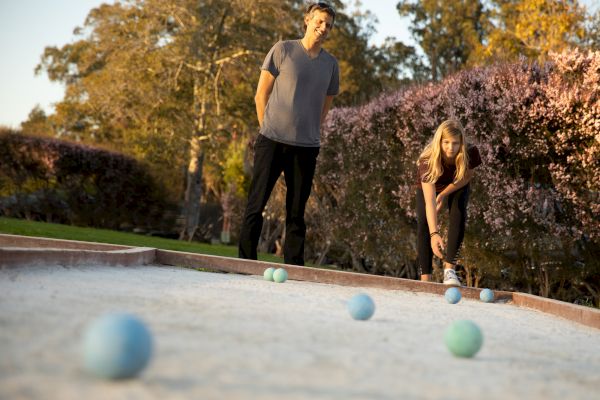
[{"xmin": 311, "ymin": 49, "xmax": 599, "ymax": 305}]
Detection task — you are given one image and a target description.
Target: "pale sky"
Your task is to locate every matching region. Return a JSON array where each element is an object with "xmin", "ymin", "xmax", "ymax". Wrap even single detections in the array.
[{"xmin": 0, "ymin": 1, "xmax": 595, "ymax": 128}]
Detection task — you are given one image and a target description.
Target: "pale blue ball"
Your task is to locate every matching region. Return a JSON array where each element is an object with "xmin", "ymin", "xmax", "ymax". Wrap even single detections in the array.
[
  {"xmin": 82, "ymin": 313, "xmax": 153, "ymax": 379},
  {"xmin": 348, "ymin": 293, "xmax": 375, "ymax": 320},
  {"xmin": 445, "ymin": 287, "xmax": 462, "ymax": 304},
  {"xmin": 480, "ymin": 288, "xmax": 495, "ymax": 303},
  {"xmin": 444, "ymin": 320, "xmax": 483, "ymax": 358},
  {"xmin": 263, "ymin": 267, "xmax": 276, "ymax": 281},
  {"xmin": 273, "ymin": 268, "xmax": 288, "ymax": 283}
]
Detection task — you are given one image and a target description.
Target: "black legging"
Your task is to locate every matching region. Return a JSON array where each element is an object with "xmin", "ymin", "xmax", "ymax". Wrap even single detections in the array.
[{"xmin": 416, "ymin": 185, "xmax": 470, "ymax": 276}]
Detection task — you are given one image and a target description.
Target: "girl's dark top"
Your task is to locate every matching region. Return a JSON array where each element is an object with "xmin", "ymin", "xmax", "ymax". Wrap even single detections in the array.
[{"xmin": 416, "ymin": 145, "xmax": 482, "ymax": 192}]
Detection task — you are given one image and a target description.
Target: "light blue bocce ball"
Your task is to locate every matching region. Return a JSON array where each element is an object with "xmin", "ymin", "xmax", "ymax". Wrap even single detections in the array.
[
  {"xmin": 82, "ymin": 313, "xmax": 153, "ymax": 379},
  {"xmin": 347, "ymin": 293, "xmax": 375, "ymax": 320},
  {"xmin": 444, "ymin": 320, "xmax": 483, "ymax": 358},
  {"xmin": 445, "ymin": 287, "xmax": 462, "ymax": 304},
  {"xmin": 263, "ymin": 267, "xmax": 276, "ymax": 281},
  {"xmin": 273, "ymin": 268, "xmax": 288, "ymax": 283},
  {"xmin": 480, "ymin": 288, "xmax": 495, "ymax": 303}
]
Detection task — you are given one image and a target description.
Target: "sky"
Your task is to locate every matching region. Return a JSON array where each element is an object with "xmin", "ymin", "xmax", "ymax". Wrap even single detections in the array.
[{"xmin": 0, "ymin": 1, "xmax": 596, "ymax": 128}]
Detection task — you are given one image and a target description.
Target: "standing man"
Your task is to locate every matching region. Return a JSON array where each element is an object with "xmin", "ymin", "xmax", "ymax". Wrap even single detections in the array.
[{"xmin": 238, "ymin": 2, "xmax": 339, "ymax": 265}]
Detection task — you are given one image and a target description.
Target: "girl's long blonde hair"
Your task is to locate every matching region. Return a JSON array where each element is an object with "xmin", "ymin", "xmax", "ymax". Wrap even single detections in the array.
[{"xmin": 417, "ymin": 119, "xmax": 469, "ymax": 184}]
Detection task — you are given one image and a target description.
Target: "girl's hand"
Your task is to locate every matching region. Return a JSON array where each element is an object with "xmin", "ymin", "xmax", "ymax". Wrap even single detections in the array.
[
  {"xmin": 430, "ymin": 234, "xmax": 445, "ymax": 259},
  {"xmin": 435, "ymin": 193, "xmax": 446, "ymax": 213}
]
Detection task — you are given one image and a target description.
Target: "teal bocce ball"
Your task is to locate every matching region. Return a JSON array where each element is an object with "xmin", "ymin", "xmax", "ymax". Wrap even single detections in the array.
[
  {"xmin": 347, "ymin": 293, "xmax": 375, "ymax": 320},
  {"xmin": 273, "ymin": 268, "xmax": 288, "ymax": 283},
  {"xmin": 263, "ymin": 267, "xmax": 276, "ymax": 281},
  {"xmin": 83, "ymin": 313, "xmax": 153, "ymax": 379},
  {"xmin": 444, "ymin": 320, "xmax": 483, "ymax": 358}
]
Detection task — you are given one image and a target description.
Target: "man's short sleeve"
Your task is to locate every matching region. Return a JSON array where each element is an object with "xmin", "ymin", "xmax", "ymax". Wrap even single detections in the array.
[
  {"xmin": 327, "ymin": 60, "xmax": 340, "ymax": 96},
  {"xmin": 261, "ymin": 41, "xmax": 283, "ymax": 77}
]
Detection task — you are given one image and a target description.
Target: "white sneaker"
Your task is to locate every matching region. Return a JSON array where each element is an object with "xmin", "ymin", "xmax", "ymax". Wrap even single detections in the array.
[{"xmin": 443, "ymin": 269, "xmax": 461, "ymax": 286}]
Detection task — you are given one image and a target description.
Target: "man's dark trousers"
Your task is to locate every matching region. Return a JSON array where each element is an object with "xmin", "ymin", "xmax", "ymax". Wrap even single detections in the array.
[{"xmin": 238, "ymin": 134, "xmax": 319, "ymax": 265}]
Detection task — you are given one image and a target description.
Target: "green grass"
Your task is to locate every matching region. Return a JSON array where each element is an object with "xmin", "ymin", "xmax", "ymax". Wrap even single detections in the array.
[{"xmin": 0, "ymin": 217, "xmax": 283, "ymax": 264}]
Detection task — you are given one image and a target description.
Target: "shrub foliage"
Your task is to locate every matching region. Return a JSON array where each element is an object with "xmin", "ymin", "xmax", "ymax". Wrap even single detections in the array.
[
  {"xmin": 0, "ymin": 130, "xmax": 176, "ymax": 231},
  {"xmin": 310, "ymin": 49, "xmax": 599, "ymax": 304}
]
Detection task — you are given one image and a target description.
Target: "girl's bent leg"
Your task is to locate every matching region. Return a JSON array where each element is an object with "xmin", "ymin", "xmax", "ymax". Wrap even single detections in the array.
[
  {"xmin": 446, "ymin": 185, "xmax": 470, "ymax": 265},
  {"xmin": 416, "ymin": 188, "xmax": 433, "ymax": 276}
]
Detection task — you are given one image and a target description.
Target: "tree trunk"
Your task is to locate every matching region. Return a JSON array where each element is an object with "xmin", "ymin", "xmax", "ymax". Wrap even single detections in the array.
[{"xmin": 179, "ymin": 136, "xmax": 205, "ymax": 241}]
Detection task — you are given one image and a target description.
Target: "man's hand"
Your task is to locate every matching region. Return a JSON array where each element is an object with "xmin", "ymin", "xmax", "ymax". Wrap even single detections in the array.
[{"xmin": 430, "ymin": 234, "xmax": 445, "ymax": 259}]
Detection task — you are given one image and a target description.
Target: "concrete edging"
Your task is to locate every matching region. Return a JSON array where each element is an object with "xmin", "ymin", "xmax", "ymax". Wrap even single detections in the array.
[
  {"xmin": 156, "ymin": 249, "xmax": 600, "ymax": 330},
  {"xmin": 0, "ymin": 234, "xmax": 130, "ymax": 251},
  {"xmin": 155, "ymin": 249, "xmax": 513, "ymax": 300},
  {"xmin": 1, "ymin": 233, "xmax": 598, "ymax": 330},
  {"xmin": 0, "ymin": 247, "xmax": 156, "ymax": 268}
]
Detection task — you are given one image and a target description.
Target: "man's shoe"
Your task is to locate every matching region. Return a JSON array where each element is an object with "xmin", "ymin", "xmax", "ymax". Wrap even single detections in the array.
[{"xmin": 443, "ymin": 269, "xmax": 461, "ymax": 286}]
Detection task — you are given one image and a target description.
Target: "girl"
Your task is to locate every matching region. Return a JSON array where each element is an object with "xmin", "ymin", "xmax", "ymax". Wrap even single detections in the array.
[{"xmin": 416, "ymin": 120, "xmax": 481, "ymax": 285}]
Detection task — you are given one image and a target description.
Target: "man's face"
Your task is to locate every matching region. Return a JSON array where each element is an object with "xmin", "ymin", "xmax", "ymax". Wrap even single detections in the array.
[{"xmin": 305, "ymin": 10, "xmax": 334, "ymax": 42}]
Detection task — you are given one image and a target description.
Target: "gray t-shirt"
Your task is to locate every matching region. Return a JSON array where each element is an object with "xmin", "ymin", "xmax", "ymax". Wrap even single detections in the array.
[{"xmin": 260, "ymin": 40, "xmax": 339, "ymax": 147}]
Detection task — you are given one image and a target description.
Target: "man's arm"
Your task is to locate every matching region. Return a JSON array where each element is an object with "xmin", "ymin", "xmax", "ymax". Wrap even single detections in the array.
[
  {"xmin": 254, "ymin": 70, "xmax": 276, "ymax": 128},
  {"xmin": 320, "ymin": 95, "xmax": 335, "ymax": 127}
]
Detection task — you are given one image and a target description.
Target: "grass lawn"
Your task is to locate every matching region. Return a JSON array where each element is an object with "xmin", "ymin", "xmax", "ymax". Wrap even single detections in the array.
[{"xmin": 0, "ymin": 217, "xmax": 284, "ymax": 264}]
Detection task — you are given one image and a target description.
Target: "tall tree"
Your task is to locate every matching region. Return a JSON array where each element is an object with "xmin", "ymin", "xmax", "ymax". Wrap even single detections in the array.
[
  {"xmin": 37, "ymin": 0, "xmax": 300, "ymax": 240},
  {"xmin": 584, "ymin": 8, "xmax": 600, "ymax": 50},
  {"xmin": 397, "ymin": 0, "xmax": 489, "ymax": 81},
  {"xmin": 483, "ymin": 0, "xmax": 587, "ymax": 61},
  {"xmin": 20, "ymin": 106, "xmax": 54, "ymax": 136}
]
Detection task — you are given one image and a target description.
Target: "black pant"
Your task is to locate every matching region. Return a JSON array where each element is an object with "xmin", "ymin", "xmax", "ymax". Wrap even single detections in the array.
[
  {"xmin": 239, "ymin": 134, "xmax": 319, "ymax": 265},
  {"xmin": 416, "ymin": 185, "xmax": 470, "ymax": 275}
]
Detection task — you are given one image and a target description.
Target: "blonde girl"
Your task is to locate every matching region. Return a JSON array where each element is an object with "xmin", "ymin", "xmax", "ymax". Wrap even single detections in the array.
[{"xmin": 415, "ymin": 120, "xmax": 482, "ymax": 285}]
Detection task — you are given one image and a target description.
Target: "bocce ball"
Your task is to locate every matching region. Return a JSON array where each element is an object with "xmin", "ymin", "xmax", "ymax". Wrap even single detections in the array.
[
  {"xmin": 273, "ymin": 268, "xmax": 288, "ymax": 283},
  {"xmin": 347, "ymin": 293, "xmax": 375, "ymax": 320},
  {"xmin": 480, "ymin": 288, "xmax": 495, "ymax": 303},
  {"xmin": 444, "ymin": 319, "xmax": 483, "ymax": 358},
  {"xmin": 82, "ymin": 313, "xmax": 153, "ymax": 379},
  {"xmin": 445, "ymin": 287, "xmax": 462, "ymax": 304},
  {"xmin": 263, "ymin": 267, "xmax": 276, "ymax": 281}
]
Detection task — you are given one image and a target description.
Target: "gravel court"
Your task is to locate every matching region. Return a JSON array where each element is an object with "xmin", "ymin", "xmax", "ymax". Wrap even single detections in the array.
[{"xmin": 0, "ymin": 264, "xmax": 598, "ymax": 400}]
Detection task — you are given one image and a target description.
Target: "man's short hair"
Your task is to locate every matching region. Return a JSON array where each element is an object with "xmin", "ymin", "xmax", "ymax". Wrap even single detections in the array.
[{"xmin": 303, "ymin": 2, "xmax": 336, "ymax": 30}]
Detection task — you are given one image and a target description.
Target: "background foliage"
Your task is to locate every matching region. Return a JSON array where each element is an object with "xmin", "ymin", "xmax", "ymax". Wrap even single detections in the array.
[
  {"xmin": 0, "ymin": 129, "xmax": 176, "ymax": 231},
  {"xmin": 310, "ymin": 49, "xmax": 599, "ymax": 305}
]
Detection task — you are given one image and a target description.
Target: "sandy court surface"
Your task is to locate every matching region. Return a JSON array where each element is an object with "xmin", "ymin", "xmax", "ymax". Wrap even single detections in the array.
[{"xmin": 0, "ymin": 264, "xmax": 599, "ymax": 400}]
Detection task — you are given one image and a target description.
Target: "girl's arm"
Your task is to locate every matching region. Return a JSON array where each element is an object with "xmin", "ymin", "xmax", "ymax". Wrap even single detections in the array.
[
  {"xmin": 436, "ymin": 169, "xmax": 475, "ymax": 212},
  {"xmin": 421, "ymin": 181, "xmax": 445, "ymax": 259}
]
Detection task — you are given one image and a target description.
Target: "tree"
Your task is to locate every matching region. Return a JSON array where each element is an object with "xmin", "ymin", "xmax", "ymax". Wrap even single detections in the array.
[
  {"xmin": 397, "ymin": 0, "xmax": 489, "ymax": 81},
  {"xmin": 37, "ymin": 0, "xmax": 300, "ymax": 240},
  {"xmin": 583, "ymin": 6, "xmax": 600, "ymax": 50},
  {"xmin": 20, "ymin": 106, "xmax": 54, "ymax": 136},
  {"xmin": 482, "ymin": 0, "xmax": 587, "ymax": 61}
]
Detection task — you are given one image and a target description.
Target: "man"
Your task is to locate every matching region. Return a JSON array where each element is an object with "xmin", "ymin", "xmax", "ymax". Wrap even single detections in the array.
[{"xmin": 238, "ymin": 2, "xmax": 339, "ymax": 265}]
